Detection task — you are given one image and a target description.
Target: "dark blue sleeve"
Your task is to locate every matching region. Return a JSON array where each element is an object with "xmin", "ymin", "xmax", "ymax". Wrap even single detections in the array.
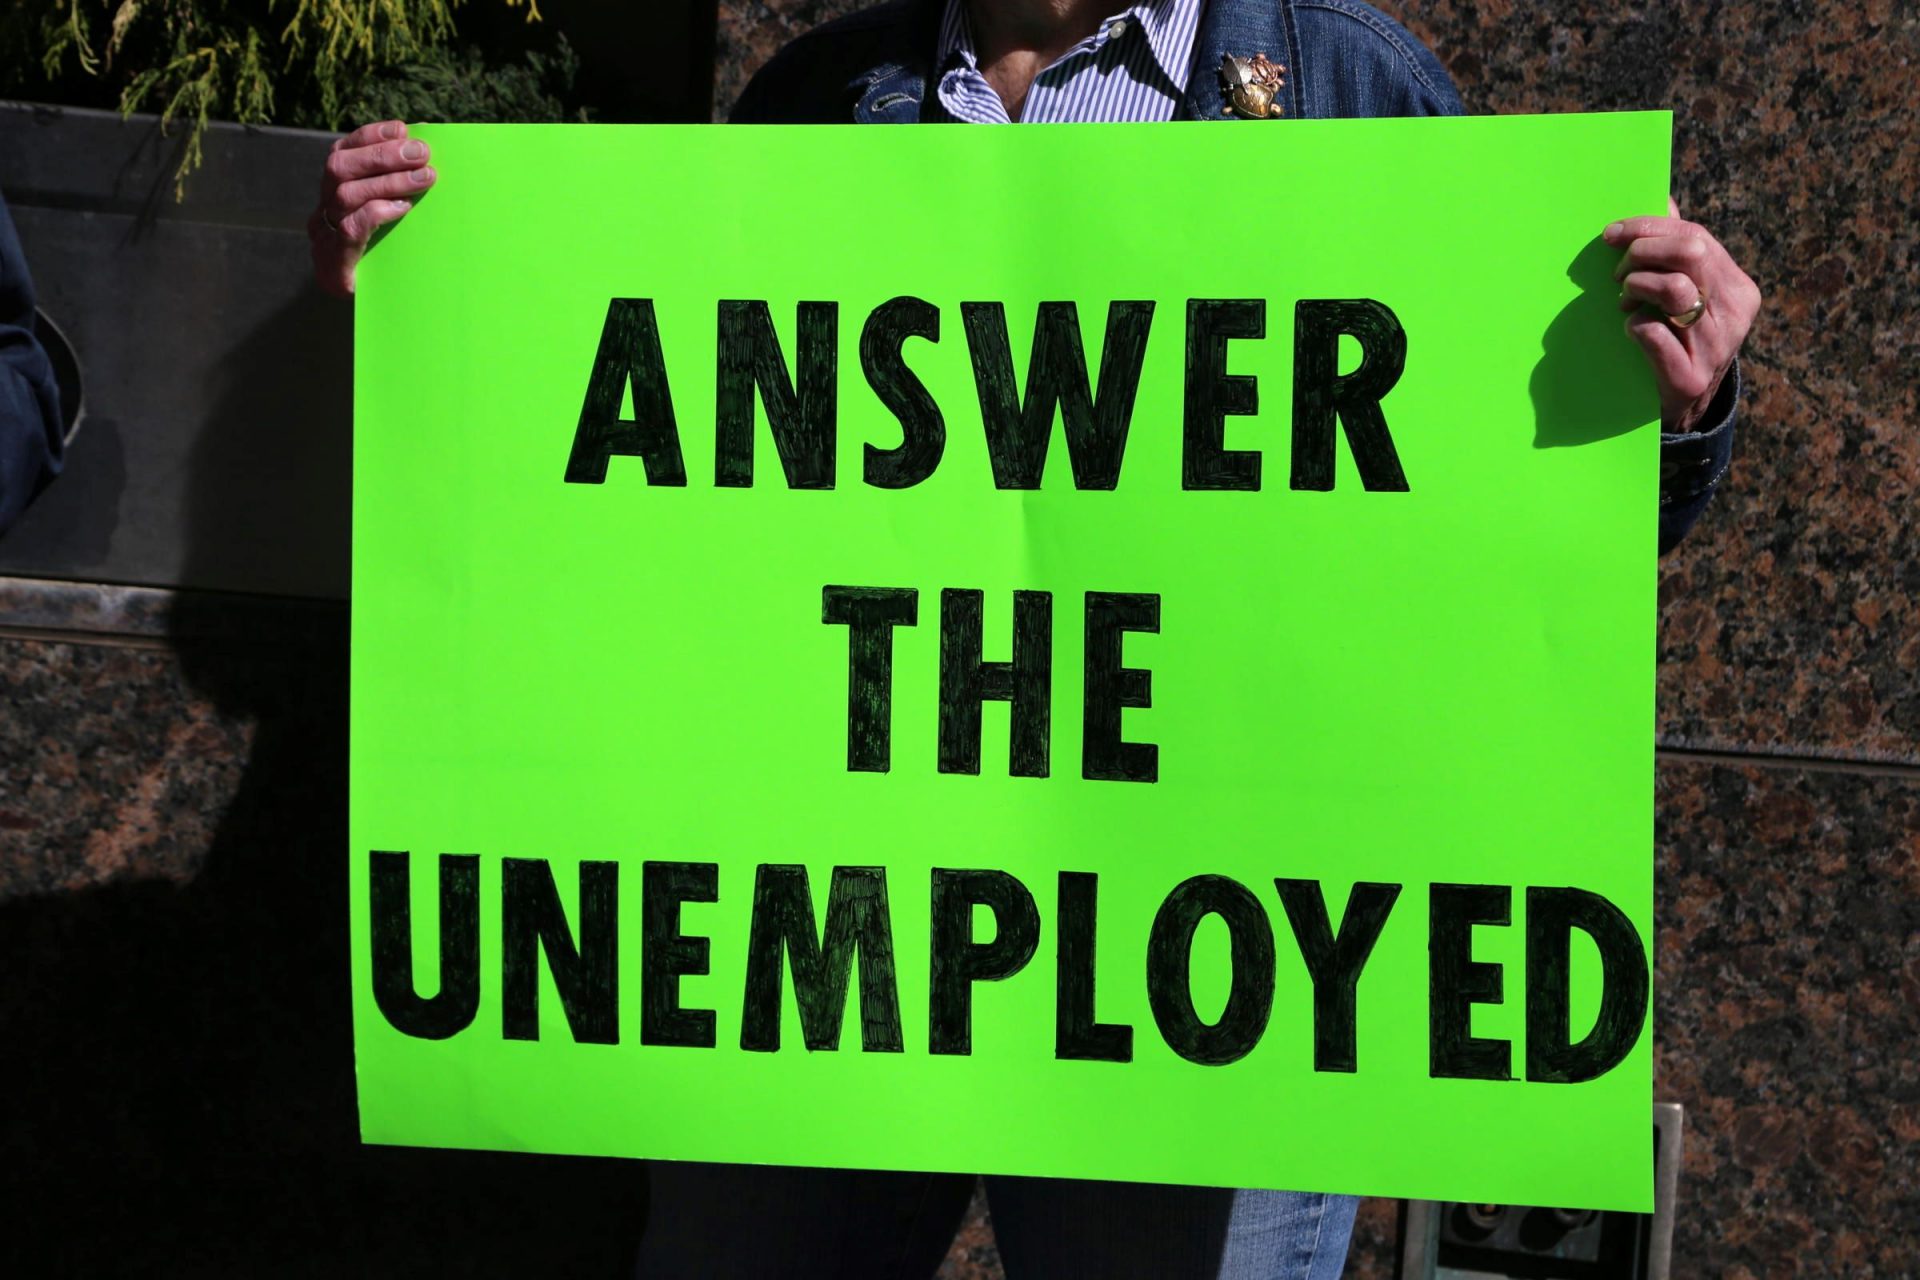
[
  {"xmin": 0, "ymin": 191, "xmax": 64, "ymax": 533},
  {"xmin": 1292, "ymin": 0, "xmax": 1466, "ymax": 119},
  {"xmin": 1658, "ymin": 358, "xmax": 1739, "ymax": 554}
]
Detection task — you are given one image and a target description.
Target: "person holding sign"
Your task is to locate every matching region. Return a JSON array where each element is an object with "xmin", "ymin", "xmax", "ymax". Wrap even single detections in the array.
[
  {"xmin": 311, "ymin": 1, "xmax": 1761, "ymax": 1276},
  {"xmin": 311, "ymin": 8, "xmax": 1758, "ymax": 560}
]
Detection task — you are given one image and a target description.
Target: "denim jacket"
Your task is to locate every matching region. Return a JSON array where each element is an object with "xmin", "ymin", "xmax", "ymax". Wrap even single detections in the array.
[{"xmin": 732, "ymin": 0, "xmax": 1738, "ymax": 552}]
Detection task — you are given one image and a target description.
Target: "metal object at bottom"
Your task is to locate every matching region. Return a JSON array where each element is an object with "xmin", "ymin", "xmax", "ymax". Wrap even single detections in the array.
[
  {"xmin": 34, "ymin": 307, "xmax": 84, "ymax": 447},
  {"xmin": 1399, "ymin": 1103, "xmax": 1683, "ymax": 1279}
]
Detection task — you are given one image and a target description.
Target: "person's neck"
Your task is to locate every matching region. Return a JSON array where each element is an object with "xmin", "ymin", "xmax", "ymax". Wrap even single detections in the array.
[
  {"xmin": 970, "ymin": 0, "xmax": 1112, "ymax": 54},
  {"xmin": 967, "ymin": 0, "xmax": 1117, "ymax": 119}
]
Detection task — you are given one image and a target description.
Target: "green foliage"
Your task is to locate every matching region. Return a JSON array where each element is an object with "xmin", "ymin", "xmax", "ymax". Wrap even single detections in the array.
[
  {"xmin": 11, "ymin": 0, "xmax": 569, "ymax": 192},
  {"xmin": 344, "ymin": 35, "xmax": 583, "ymax": 129}
]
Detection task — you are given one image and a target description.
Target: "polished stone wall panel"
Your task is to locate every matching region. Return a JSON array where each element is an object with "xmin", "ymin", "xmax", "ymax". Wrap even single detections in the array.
[
  {"xmin": 1654, "ymin": 760, "xmax": 1920, "ymax": 1278},
  {"xmin": 935, "ymin": 1185, "xmax": 1003, "ymax": 1279},
  {"xmin": 0, "ymin": 639, "xmax": 249, "ymax": 896}
]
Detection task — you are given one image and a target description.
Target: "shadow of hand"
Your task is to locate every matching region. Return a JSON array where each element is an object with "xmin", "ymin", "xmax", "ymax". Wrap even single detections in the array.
[{"xmin": 1530, "ymin": 236, "xmax": 1656, "ymax": 448}]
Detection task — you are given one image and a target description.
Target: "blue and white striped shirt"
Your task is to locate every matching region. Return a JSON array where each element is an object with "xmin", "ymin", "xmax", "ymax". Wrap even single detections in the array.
[{"xmin": 934, "ymin": 0, "xmax": 1204, "ymax": 124}]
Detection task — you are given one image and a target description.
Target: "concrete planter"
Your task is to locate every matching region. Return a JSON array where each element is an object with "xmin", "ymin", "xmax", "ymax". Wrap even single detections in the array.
[{"xmin": 0, "ymin": 101, "xmax": 347, "ymax": 600}]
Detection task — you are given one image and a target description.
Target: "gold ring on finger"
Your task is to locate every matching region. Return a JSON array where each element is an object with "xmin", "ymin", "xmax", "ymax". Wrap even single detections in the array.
[{"xmin": 1667, "ymin": 289, "xmax": 1709, "ymax": 329}]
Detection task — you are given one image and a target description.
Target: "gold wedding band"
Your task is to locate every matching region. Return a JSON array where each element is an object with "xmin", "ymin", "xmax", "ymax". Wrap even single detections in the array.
[
  {"xmin": 1668, "ymin": 290, "xmax": 1709, "ymax": 329},
  {"xmin": 320, "ymin": 206, "xmax": 342, "ymax": 236}
]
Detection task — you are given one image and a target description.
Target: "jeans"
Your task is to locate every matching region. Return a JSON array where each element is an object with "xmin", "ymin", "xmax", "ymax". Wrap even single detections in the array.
[{"xmin": 635, "ymin": 1162, "xmax": 1357, "ymax": 1279}]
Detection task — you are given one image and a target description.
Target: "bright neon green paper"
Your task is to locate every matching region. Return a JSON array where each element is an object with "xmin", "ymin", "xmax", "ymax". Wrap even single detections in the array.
[{"xmin": 353, "ymin": 115, "xmax": 1667, "ymax": 1211}]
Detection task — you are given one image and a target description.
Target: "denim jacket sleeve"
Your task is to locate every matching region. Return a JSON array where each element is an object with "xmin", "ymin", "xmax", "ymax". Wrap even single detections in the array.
[
  {"xmin": 1658, "ymin": 359, "xmax": 1739, "ymax": 554},
  {"xmin": 0, "ymin": 192, "xmax": 62, "ymax": 533}
]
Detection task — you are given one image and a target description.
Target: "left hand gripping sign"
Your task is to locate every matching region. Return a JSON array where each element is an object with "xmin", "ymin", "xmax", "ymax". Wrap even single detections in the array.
[{"xmin": 351, "ymin": 113, "xmax": 1670, "ymax": 1211}]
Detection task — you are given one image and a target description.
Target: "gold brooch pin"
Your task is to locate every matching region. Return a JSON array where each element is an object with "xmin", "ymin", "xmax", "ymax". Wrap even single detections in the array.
[{"xmin": 1219, "ymin": 52, "xmax": 1287, "ymax": 119}]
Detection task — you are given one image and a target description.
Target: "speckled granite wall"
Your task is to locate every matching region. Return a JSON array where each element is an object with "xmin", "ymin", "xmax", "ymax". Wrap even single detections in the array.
[{"xmin": 0, "ymin": 1, "xmax": 1912, "ymax": 1275}]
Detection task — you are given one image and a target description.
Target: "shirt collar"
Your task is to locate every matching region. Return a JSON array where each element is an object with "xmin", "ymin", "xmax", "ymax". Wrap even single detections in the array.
[{"xmin": 937, "ymin": 0, "xmax": 1200, "ymax": 88}]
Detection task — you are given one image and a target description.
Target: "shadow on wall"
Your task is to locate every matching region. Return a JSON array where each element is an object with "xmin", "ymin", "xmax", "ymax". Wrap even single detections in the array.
[
  {"xmin": 0, "ymin": 291, "xmax": 650, "ymax": 1275},
  {"xmin": 1530, "ymin": 236, "xmax": 1655, "ymax": 448}
]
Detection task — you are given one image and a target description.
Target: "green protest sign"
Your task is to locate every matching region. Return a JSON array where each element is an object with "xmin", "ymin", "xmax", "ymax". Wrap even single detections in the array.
[{"xmin": 352, "ymin": 113, "xmax": 1668, "ymax": 1211}]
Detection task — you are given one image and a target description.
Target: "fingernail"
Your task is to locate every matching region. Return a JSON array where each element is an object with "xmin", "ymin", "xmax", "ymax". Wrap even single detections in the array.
[
  {"xmin": 1613, "ymin": 259, "xmax": 1629, "ymax": 281},
  {"xmin": 401, "ymin": 140, "xmax": 427, "ymax": 162},
  {"xmin": 411, "ymin": 165, "xmax": 435, "ymax": 186},
  {"xmin": 391, "ymin": 200, "xmax": 412, "ymax": 213},
  {"xmin": 1604, "ymin": 221, "xmax": 1624, "ymax": 240},
  {"xmin": 380, "ymin": 122, "xmax": 402, "ymax": 141}
]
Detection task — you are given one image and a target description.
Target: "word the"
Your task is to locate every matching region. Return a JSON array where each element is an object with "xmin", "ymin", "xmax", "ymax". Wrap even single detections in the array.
[{"xmin": 824, "ymin": 586, "xmax": 1159, "ymax": 782}]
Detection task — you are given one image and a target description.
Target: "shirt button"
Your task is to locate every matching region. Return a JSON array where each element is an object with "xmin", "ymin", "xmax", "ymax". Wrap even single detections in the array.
[{"xmin": 1108, "ymin": 18, "xmax": 1128, "ymax": 37}]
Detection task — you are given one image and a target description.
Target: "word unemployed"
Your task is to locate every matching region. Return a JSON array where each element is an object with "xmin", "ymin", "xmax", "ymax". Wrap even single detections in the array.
[
  {"xmin": 369, "ymin": 855, "xmax": 1650, "ymax": 1085},
  {"xmin": 562, "ymin": 296, "xmax": 1412, "ymax": 492}
]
